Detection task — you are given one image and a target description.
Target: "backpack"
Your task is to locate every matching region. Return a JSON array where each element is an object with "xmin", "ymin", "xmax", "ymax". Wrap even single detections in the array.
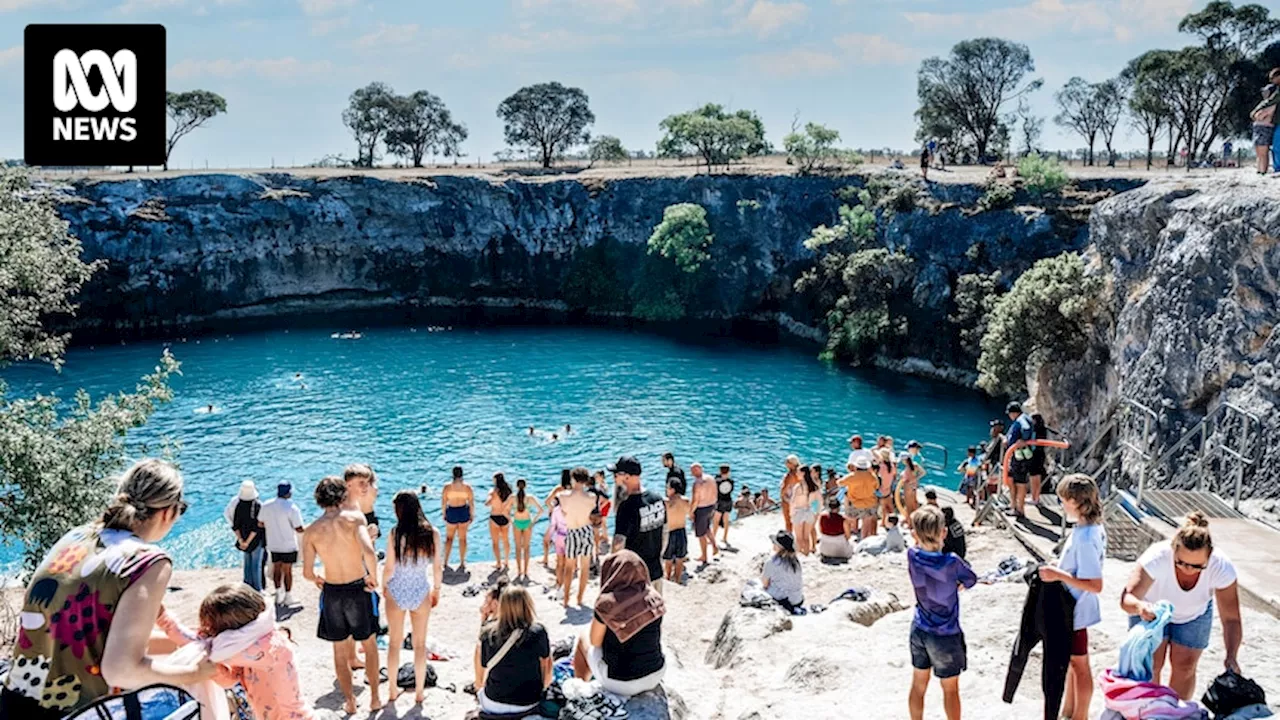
[
  {"xmin": 62, "ymin": 685, "xmax": 199, "ymax": 720},
  {"xmin": 1201, "ymin": 670, "xmax": 1266, "ymax": 718},
  {"xmin": 395, "ymin": 662, "xmax": 438, "ymax": 690}
]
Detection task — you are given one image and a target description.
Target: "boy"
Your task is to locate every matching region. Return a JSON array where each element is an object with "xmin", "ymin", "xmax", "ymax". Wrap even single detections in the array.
[
  {"xmin": 907, "ymin": 506, "xmax": 977, "ymax": 720},
  {"xmin": 663, "ymin": 478, "xmax": 691, "ymax": 583},
  {"xmin": 924, "ymin": 489, "xmax": 939, "ymax": 507},
  {"xmin": 956, "ymin": 446, "xmax": 981, "ymax": 508}
]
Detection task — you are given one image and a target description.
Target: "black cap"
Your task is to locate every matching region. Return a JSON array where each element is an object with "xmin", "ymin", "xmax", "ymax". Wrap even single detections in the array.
[
  {"xmin": 906, "ymin": 440, "xmax": 922, "ymax": 449},
  {"xmin": 773, "ymin": 531, "xmax": 795, "ymax": 553},
  {"xmin": 607, "ymin": 456, "xmax": 642, "ymax": 475},
  {"xmin": 1006, "ymin": 401, "xmax": 1022, "ymax": 414},
  {"xmin": 989, "ymin": 418, "xmax": 1005, "ymax": 428}
]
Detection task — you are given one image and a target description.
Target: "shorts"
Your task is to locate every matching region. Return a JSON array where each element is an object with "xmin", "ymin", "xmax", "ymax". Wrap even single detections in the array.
[
  {"xmin": 317, "ymin": 579, "xmax": 378, "ymax": 642},
  {"xmin": 693, "ymin": 505, "xmax": 714, "ymax": 538},
  {"xmin": 1070, "ymin": 629, "xmax": 1089, "ymax": 657},
  {"xmin": 909, "ymin": 625, "xmax": 967, "ymax": 679},
  {"xmin": 1253, "ymin": 123, "xmax": 1275, "ymax": 148},
  {"xmin": 715, "ymin": 500, "xmax": 732, "ymax": 514},
  {"xmin": 663, "ymin": 528, "xmax": 688, "ymax": 560},
  {"xmin": 1027, "ymin": 456, "xmax": 1047, "ymax": 477},
  {"xmin": 444, "ymin": 505, "xmax": 471, "ymax": 525},
  {"xmin": 564, "ymin": 526, "xmax": 595, "ymax": 558},
  {"xmin": 844, "ymin": 503, "xmax": 878, "ymax": 520},
  {"xmin": 1127, "ymin": 601, "xmax": 1213, "ymax": 651},
  {"xmin": 270, "ymin": 551, "xmax": 298, "ymax": 564},
  {"xmin": 1010, "ymin": 459, "xmax": 1031, "ymax": 485}
]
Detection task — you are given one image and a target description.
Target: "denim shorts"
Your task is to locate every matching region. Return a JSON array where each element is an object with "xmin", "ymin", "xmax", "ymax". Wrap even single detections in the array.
[
  {"xmin": 909, "ymin": 625, "xmax": 967, "ymax": 678},
  {"xmin": 1252, "ymin": 123, "xmax": 1275, "ymax": 148},
  {"xmin": 1128, "ymin": 601, "xmax": 1213, "ymax": 651}
]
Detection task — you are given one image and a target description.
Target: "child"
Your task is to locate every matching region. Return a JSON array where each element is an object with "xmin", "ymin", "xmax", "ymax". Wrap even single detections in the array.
[
  {"xmin": 857, "ymin": 514, "xmax": 905, "ymax": 556},
  {"xmin": 664, "ymin": 478, "xmax": 691, "ymax": 583},
  {"xmin": 1038, "ymin": 474, "xmax": 1105, "ymax": 720},
  {"xmin": 549, "ymin": 499, "xmax": 568, "ymax": 592},
  {"xmin": 956, "ymin": 446, "xmax": 981, "ymax": 508},
  {"xmin": 907, "ymin": 506, "xmax": 976, "ymax": 720}
]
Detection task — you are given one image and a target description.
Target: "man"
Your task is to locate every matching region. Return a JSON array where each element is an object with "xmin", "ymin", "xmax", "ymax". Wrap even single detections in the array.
[
  {"xmin": 689, "ymin": 462, "xmax": 719, "ymax": 563},
  {"xmin": 713, "ymin": 464, "xmax": 735, "ymax": 546},
  {"xmin": 359, "ymin": 470, "xmax": 380, "ymax": 541},
  {"xmin": 846, "ymin": 435, "xmax": 874, "ymax": 474},
  {"xmin": 302, "ymin": 476, "xmax": 381, "ymax": 715},
  {"xmin": 258, "ymin": 481, "xmax": 305, "ymax": 607},
  {"xmin": 839, "ymin": 453, "xmax": 880, "ymax": 540},
  {"xmin": 442, "ymin": 465, "xmax": 475, "ymax": 570},
  {"xmin": 982, "ymin": 420, "xmax": 1006, "ymax": 503},
  {"xmin": 780, "ymin": 455, "xmax": 801, "ymax": 534},
  {"xmin": 1005, "ymin": 402, "xmax": 1036, "ymax": 517},
  {"xmin": 609, "ymin": 455, "xmax": 668, "ymax": 594},
  {"xmin": 662, "ymin": 452, "xmax": 686, "ymax": 494},
  {"xmin": 559, "ymin": 467, "xmax": 598, "ymax": 607},
  {"xmin": 663, "ymin": 478, "xmax": 691, "ymax": 584},
  {"xmin": 757, "ymin": 488, "xmax": 779, "ymax": 512}
]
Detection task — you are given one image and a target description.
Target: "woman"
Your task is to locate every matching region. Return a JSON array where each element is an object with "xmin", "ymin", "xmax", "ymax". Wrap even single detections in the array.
[
  {"xmin": 473, "ymin": 587, "xmax": 551, "ymax": 715},
  {"xmin": 572, "ymin": 550, "xmax": 666, "ymax": 698},
  {"xmin": 817, "ymin": 498, "xmax": 853, "ymax": 560},
  {"xmin": 442, "ymin": 466, "xmax": 474, "ymax": 571},
  {"xmin": 876, "ymin": 446, "xmax": 898, "ymax": 520},
  {"xmin": 229, "ymin": 479, "xmax": 265, "ymax": 591},
  {"xmin": 1120, "ymin": 512, "xmax": 1242, "ymax": 700},
  {"xmin": 788, "ymin": 466, "xmax": 820, "ymax": 556},
  {"xmin": 486, "ymin": 472, "xmax": 514, "ymax": 572},
  {"xmin": 899, "ymin": 456, "xmax": 925, "ymax": 524},
  {"xmin": 383, "ymin": 491, "xmax": 443, "ymax": 704},
  {"xmin": 511, "ymin": 478, "xmax": 542, "ymax": 583},
  {"xmin": 1028, "ymin": 414, "xmax": 1050, "ymax": 506},
  {"xmin": 1250, "ymin": 71, "xmax": 1279, "ymax": 175},
  {"xmin": 542, "ymin": 470, "xmax": 571, "ymax": 567},
  {"xmin": 761, "ymin": 531, "xmax": 804, "ymax": 612},
  {"xmin": 1, "ymin": 459, "xmax": 214, "ymax": 720}
]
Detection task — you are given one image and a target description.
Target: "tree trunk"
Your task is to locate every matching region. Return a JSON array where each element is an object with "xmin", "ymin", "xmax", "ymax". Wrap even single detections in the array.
[{"xmin": 1146, "ymin": 134, "xmax": 1155, "ymax": 171}]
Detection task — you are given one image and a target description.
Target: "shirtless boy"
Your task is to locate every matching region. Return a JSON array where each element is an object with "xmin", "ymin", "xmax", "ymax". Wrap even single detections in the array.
[
  {"xmin": 690, "ymin": 462, "xmax": 719, "ymax": 563},
  {"xmin": 663, "ymin": 478, "xmax": 691, "ymax": 583},
  {"xmin": 442, "ymin": 466, "xmax": 475, "ymax": 570},
  {"xmin": 559, "ymin": 467, "xmax": 598, "ymax": 607},
  {"xmin": 302, "ymin": 476, "xmax": 382, "ymax": 714}
]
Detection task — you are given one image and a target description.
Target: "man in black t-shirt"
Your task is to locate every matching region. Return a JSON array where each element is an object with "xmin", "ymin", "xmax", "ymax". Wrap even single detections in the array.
[
  {"xmin": 609, "ymin": 455, "xmax": 668, "ymax": 593},
  {"xmin": 662, "ymin": 452, "xmax": 686, "ymax": 495}
]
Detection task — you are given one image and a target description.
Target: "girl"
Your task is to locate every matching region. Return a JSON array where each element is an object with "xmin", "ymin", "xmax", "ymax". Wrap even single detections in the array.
[
  {"xmin": 486, "ymin": 473, "xmax": 514, "ymax": 571},
  {"xmin": 383, "ymin": 491, "xmax": 442, "ymax": 704},
  {"xmin": 877, "ymin": 447, "xmax": 898, "ymax": 521},
  {"xmin": 761, "ymin": 531, "xmax": 804, "ymax": 612},
  {"xmin": 474, "ymin": 587, "xmax": 551, "ymax": 715},
  {"xmin": 572, "ymin": 551, "xmax": 666, "ymax": 698},
  {"xmin": 788, "ymin": 466, "xmax": 820, "ymax": 556},
  {"xmin": 1029, "ymin": 414, "xmax": 1049, "ymax": 506},
  {"xmin": 899, "ymin": 456, "xmax": 925, "ymax": 524},
  {"xmin": 1038, "ymin": 474, "xmax": 1105, "ymax": 720},
  {"xmin": 549, "ymin": 498, "xmax": 569, "ymax": 592},
  {"xmin": 511, "ymin": 478, "xmax": 542, "ymax": 583},
  {"xmin": 808, "ymin": 465, "xmax": 823, "ymax": 549},
  {"xmin": 542, "ymin": 470, "xmax": 571, "ymax": 567}
]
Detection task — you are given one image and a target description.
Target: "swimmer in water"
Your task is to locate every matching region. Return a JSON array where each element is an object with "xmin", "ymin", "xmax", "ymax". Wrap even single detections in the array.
[
  {"xmin": 528, "ymin": 426, "xmax": 536, "ymax": 436},
  {"xmin": 206, "ymin": 404, "xmax": 214, "ymax": 413},
  {"xmin": 551, "ymin": 433, "xmax": 559, "ymax": 442},
  {"xmin": 564, "ymin": 424, "xmax": 571, "ymax": 434}
]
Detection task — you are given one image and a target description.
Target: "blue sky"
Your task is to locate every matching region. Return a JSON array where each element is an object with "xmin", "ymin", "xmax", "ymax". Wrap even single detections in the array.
[{"xmin": 0, "ymin": 0, "xmax": 1249, "ymax": 168}]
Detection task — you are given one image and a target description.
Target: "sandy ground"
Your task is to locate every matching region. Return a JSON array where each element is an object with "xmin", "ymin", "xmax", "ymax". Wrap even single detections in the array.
[{"xmin": 145, "ymin": 493, "xmax": 1280, "ymax": 720}]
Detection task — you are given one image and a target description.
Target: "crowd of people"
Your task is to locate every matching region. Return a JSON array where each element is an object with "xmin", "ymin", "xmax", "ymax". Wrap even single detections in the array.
[{"xmin": 0, "ymin": 413, "xmax": 1252, "ymax": 720}]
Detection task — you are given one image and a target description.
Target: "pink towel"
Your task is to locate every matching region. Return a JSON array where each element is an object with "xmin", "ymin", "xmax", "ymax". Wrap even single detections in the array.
[{"xmin": 1098, "ymin": 669, "xmax": 1206, "ymax": 719}]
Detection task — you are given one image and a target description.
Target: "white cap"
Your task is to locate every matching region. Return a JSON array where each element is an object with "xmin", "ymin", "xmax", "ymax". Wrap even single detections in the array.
[{"xmin": 238, "ymin": 479, "xmax": 258, "ymax": 501}]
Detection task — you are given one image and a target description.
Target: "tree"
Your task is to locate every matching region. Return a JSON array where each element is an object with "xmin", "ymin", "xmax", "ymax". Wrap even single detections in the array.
[
  {"xmin": 783, "ymin": 121, "xmax": 861, "ymax": 174},
  {"xmin": 1095, "ymin": 80, "xmax": 1127, "ymax": 167},
  {"xmin": 384, "ymin": 90, "xmax": 467, "ymax": 168},
  {"xmin": 949, "ymin": 271, "xmax": 1004, "ymax": 361},
  {"xmin": 1163, "ymin": 47, "xmax": 1222, "ymax": 167},
  {"xmin": 0, "ymin": 168, "xmax": 178, "ymax": 572},
  {"xmin": 1123, "ymin": 51, "xmax": 1173, "ymax": 170},
  {"xmin": 496, "ymin": 82, "xmax": 594, "ymax": 168},
  {"xmin": 916, "ymin": 38, "xmax": 1043, "ymax": 163},
  {"xmin": 342, "ymin": 82, "xmax": 397, "ymax": 167},
  {"xmin": 646, "ymin": 203, "xmax": 714, "ymax": 273},
  {"xmin": 1054, "ymin": 77, "xmax": 1105, "ymax": 166},
  {"xmin": 588, "ymin": 135, "xmax": 628, "ymax": 167},
  {"xmin": 164, "ymin": 90, "xmax": 226, "ymax": 171},
  {"xmin": 658, "ymin": 104, "xmax": 768, "ymax": 173},
  {"xmin": 1015, "ymin": 99, "xmax": 1043, "ymax": 157}
]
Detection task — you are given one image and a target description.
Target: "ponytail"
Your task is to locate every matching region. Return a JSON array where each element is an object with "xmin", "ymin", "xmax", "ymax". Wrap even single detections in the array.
[
  {"xmin": 1173, "ymin": 511, "xmax": 1213, "ymax": 553},
  {"xmin": 102, "ymin": 492, "xmax": 149, "ymax": 530},
  {"xmin": 100, "ymin": 459, "xmax": 184, "ymax": 531}
]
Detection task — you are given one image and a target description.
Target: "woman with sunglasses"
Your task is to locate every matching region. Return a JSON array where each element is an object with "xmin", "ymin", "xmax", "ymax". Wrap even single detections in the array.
[
  {"xmin": 1, "ymin": 459, "xmax": 214, "ymax": 720},
  {"xmin": 1120, "ymin": 511, "xmax": 1243, "ymax": 700}
]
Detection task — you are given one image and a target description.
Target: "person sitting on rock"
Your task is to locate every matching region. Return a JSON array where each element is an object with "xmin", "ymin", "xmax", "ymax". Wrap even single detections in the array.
[
  {"xmin": 734, "ymin": 488, "xmax": 756, "ymax": 519},
  {"xmin": 817, "ymin": 498, "xmax": 853, "ymax": 561},
  {"xmin": 755, "ymin": 488, "xmax": 779, "ymax": 512},
  {"xmin": 761, "ymin": 531, "xmax": 805, "ymax": 613},
  {"xmin": 572, "ymin": 550, "xmax": 666, "ymax": 698},
  {"xmin": 473, "ymin": 586, "xmax": 550, "ymax": 716}
]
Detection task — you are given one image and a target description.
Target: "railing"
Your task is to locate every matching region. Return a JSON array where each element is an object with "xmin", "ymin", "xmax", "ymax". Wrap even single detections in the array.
[{"xmin": 1149, "ymin": 402, "xmax": 1261, "ymax": 510}]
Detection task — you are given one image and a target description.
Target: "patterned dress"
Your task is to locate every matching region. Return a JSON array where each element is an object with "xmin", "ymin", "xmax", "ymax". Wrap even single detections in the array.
[{"xmin": 4, "ymin": 525, "xmax": 169, "ymax": 719}]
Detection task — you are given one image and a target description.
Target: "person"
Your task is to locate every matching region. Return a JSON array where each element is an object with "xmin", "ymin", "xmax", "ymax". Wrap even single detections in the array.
[
  {"xmin": 1029, "ymin": 413, "xmax": 1050, "ymax": 506},
  {"xmin": 442, "ymin": 465, "xmax": 475, "ymax": 571},
  {"xmin": 956, "ymin": 446, "xmax": 981, "ymax": 508},
  {"xmin": 662, "ymin": 452, "xmax": 686, "ymax": 492},
  {"xmin": 357, "ymin": 468, "xmax": 380, "ymax": 541},
  {"xmin": 690, "ymin": 462, "xmax": 719, "ymax": 563},
  {"xmin": 560, "ymin": 467, "xmax": 598, "ymax": 608},
  {"xmin": 789, "ymin": 465, "xmax": 821, "ymax": 556},
  {"xmin": 876, "ymin": 446, "xmax": 899, "ymax": 520},
  {"xmin": 817, "ymin": 498, "xmax": 853, "ymax": 560},
  {"xmin": 734, "ymin": 488, "xmax": 756, "ymax": 519},
  {"xmin": 1250, "ymin": 71, "xmax": 1280, "ymax": 175},
  {"xmin": 899, "ymin": 456, "xmax": 925, "ymax": 523},
  {"xmin": 982, "ymin": 419, "xmax": 1006, "ymax": 503},
  {"xmin": 1, "ymin": 459, "xmax": 211, "ymax": 720},
  {"xmin": 761, "ymin": 531, "xmax": 804, "ymax": 612},
  {"xmin": 609, "ymin": 456, "xmax": 668, "ymax": 594},
  {"xmin": 663, "ymin": 478, "xmax": 691, "ymax": 584},
  {"xmin": 475, "ymin": 587, "xmax": 551, "ymax": 715},
  {"xmin": 301, "ymin": 475, "xmax": 381, "ymax": 714},
  {"xmin": 511, "ymin": 478, "xmax": 542, "ymax": 583},
  {"xmin": 548, "ymin": 498, "xmax": 569, "ymax": 591},
  {"xmin": 1037, "ymin": 474, "xmax": 1104, "ymax": 720},
  {"xmin": 907, "ymin": 506, "xmax": 977, "ymax": 720},
  {"xmin": 940, "ymin": 507, "xmax": 965, "ymax": 559},
  {"xmin": 846, "ymin": 434, "xmax": 874, "ymax": 473},
  {"xmin": 1005, "ymin": 402, "xmax": 1035, "ymax": 517},
  {"xmin": 924, "ymin": 489, "xmax": 939, "ymax": 507},
  {"xmin": 756, "ymin": 488, "xmax": 780, "ymax": 512},
  {"xmin": 841, "ymin": 453, "xmax": 881, "ymax": 540},
  {"xmin": 920, "ymin": 145, "xmax": 932, "ymax": 181},
  {"xmin": 857, "ymin": 514, "xmax": 905, "ymax": 556},
  {"xmin": 342, "ymin": 464, "xmax": 375, "ymax": 533},
  {"xmin": 542, "ymin": 470, "xmax": 571, "ymax": 567},
  {"xmin": 226, "ymin": 479, "xmax": 266, "ymax": 592},
  {"xmin": 383, "ymin": 491, "xmax": 442, "ymax": 704},
  {"xmin": 572, "ymin": 551, "xmax": 666, "ymax": 698},
  {"xmin": 485, "ymin": 472, "xmax": 514, "ymax": 572},
  {"xmin": 713, "ymin": 464, "xmax": 735, "ymax": 546},
  {"xmin": 1222, "ymin": 139, "xmax": 1234, "ymax": 167},
  {"xmin": 258, "ymin": 481, "xmax": 305, "ymax": 607},
  {"xmin": 1120, "ymin": 512, "xmax": 1243, "ymax": 700},
  {"xmin": 780, "ymin": 455, "xmax": 801, "ymax": 534},
  {"xmin": 824, "ymin": 468, "xmax": 840, "ymax": 504}
]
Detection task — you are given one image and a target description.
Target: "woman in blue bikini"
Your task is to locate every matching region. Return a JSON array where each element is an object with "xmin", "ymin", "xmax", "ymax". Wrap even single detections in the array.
[
  {"xmin": 442, "ymin": 466, "xmax": 475, "ymax": 571},
  {"xmin": 383, "ymin": 491, "xmax": 443, "ymax": 704}
]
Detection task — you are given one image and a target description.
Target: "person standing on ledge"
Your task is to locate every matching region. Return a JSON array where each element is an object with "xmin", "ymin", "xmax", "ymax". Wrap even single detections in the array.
[
  {"xmin": 662, "ymin": 452, "xmax": 686, "ymax": 493},
  {"xmin": 226, "ymin": 479, "xmax": 265, "ymax": 592},
  {"xmin": 780, "ymin": 455, "xmax": 801, "ymax": 535},
  {"xmin": 610, "ymin": 456, "xmax": 668, "ymax": 594},
  {"xmin": 663, "ymin": 478, "xmax": 691, "ymax": 584},
  {"xmin": 442, "ymin": 465, "xmax": 475, "ymax": 571},
  {"xmin": 559, "ymin": 468, "xmax": 597, "ymax": 608},
  {"xmin": 1005, "ymin": 403, "xmax": 1035, "ymax": 518},
  {"xmin": 713, "ymin": 464, "xmax": 735, "ymax": 547},
  {"xmin": 259, "ymin": 481, "xmax": 305, "ymax": 607},
  {"xmin": 690, "ymin": 462, "xmax": 719, "ymax": 564}
]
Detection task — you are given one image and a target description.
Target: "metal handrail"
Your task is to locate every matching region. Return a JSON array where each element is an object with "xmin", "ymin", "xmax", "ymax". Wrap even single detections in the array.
[
  {"xmin": 919, "ymin": 442, "xmax": 949, "ymax": 474},
  {"xmin": 1153, "ymin": 401, "xmax": 1261, "ymax": 469}
]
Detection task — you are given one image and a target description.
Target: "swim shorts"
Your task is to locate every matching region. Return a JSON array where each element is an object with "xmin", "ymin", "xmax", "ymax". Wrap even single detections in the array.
[
  {"xmin": 909, "ymin": 625, "xmax": 967, "ymax": 679},
  {"xmin": 1010, "ymin": 459, "xmax": 1031, "ymax": 485},
  {"xmin": 445, "ymin": 505, "xmax": 471, "ymax": 525},
  {"xmin": 270, "ymin": 551, "xmax": 298, "ymax": 564},
  {"xmin": 693, "ymin": 505, "xmax": 714, "ymax": 538},
  {"xmin": 564, "ymin": 526, "xmax": 595, "ymax": 558},
  {"xmin": 663, "ymin": 528, "xmax": 688, "ymax": 560},
  {"xmin": 317, "ymin": 579, "xmax": 378, "ymax": 642}
]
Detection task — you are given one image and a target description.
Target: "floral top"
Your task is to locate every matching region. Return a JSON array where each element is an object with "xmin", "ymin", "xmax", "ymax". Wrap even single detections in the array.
[{"xmin": 6, "ymin": 525, "xmax": 169, "ymax": 716}]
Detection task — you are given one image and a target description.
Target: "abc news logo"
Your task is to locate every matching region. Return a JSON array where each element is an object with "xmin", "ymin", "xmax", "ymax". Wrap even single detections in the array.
[{"xmin": 25, "ymin": 24, "xmax": 165, "ymax": 167}]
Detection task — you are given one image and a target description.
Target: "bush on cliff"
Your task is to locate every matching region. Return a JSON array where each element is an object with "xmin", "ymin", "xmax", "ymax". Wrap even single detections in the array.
[
  {"xmin": 977, "ymin": 252, "xmax": 1099, "ymax": 396},
  {"xmin": 0, "ymin": 169, "xmax": 179, "ymax": 573},
  {"xmin": 1017, "ymin": 153, "xmax": 1069, "ymax": 197},
  {"xmin": 819, "ymin": 249, "xmax": 915, "ymax": 361},
  {"xmin": 561, "ymin": 236, "xmax": 630, "ymax": 313},
  {"xmin": 647, "ymin": 203, "xmax": 714, "ymax": 273},
  {"xmin": 950, "ymin": 271, "xmax": 1004, "ymax": 362}
]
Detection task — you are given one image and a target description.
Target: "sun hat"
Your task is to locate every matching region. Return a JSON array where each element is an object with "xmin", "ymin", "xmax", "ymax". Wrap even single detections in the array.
[
  {"xmin": 772, "ymin": 531, "xmax": 795, "ymax": 553},
  {"xmin": 238, "ymin": 479, "xmax": 258, "ymax": 501}
]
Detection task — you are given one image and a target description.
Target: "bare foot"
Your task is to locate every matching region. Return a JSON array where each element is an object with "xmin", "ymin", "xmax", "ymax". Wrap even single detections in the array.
[
  {"xmin": 388, "ymin": 688, "xmax": 402, "ymax": 703},
  {"xmin": 369, "ymin": 695, "xmax": 383, "ymax": 712},
  {"xmin": 414, "ymin": 692, "xmax": 425, "ymax": 704},
  {"xmin": 343, "ymin": 697, "xmax": 357, "ymax": 714},
  {"xmin": 350, "ymin": 660, "xmax": 365, "ymax": 671}
]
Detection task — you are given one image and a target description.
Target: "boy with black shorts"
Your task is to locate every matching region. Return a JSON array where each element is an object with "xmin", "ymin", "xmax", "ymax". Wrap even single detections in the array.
[
  {"xmin": 907, "ymin": 506, "xmax": 976, "ymax": 720},
  {"xmin": 663, "ymin": 478, "xmax": 690, "ymax": 583}
]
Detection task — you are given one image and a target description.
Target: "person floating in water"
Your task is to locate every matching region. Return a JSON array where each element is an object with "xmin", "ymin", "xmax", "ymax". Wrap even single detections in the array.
[
  {"xmin": 206, "ymin": 404, "xmax": 215, "ymax": 413},
  {"xmin": 528, "ymin": 426, "xmax": 536, "ymax": 436}
]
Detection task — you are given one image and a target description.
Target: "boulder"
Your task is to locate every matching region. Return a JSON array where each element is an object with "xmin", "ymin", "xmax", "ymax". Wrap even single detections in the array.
[
  {"xmin": 623, "ymin": 685, "xmax": 688, "ymax": 720},
  {"xmin": 844, "ymin": 592, "xmax": 907, "ymax": 627},
  {"xmin": 705, "ymin": 607, "xmax": 793, "ymax": 669}
]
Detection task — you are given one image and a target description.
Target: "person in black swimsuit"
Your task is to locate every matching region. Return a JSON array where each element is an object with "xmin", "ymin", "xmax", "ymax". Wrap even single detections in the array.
[{"xmin": 713, "ymin": 465, "xmax": 735, "ymax": 546}]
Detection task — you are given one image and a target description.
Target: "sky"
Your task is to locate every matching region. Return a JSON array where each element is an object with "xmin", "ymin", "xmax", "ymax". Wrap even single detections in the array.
[{"xmin": 0, "ymin": 0, "xmax": 1266, "ymax": 168}]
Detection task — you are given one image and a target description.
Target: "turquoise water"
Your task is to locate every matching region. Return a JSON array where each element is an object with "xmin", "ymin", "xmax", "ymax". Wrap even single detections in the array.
[{"xmin": 1, "ymin": 326, "xmax": 1001, "ymax": 569}]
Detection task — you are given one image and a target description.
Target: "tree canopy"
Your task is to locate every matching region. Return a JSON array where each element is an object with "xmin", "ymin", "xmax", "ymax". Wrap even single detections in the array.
[
  {"xmin": 647, "ymin": 203, "xmax": 714, "ymax": 273},
  {"xmin": 385, "ymin": 90, "xmax": 468, "ymax": 168},
  {"xmin": 497, "ymin": 82, "xmax": 595, "ymax": 168},
  {"xmin": 588, "ymin": 135, "xmax": 628, "ymax": 166},
  {"xmin": 342, "ymin": 82, "xmax": 397, "ymax": 167},
  {"xmin": 165, "ymin": 90, "xmax": 226, "ymax": 171},
  {"xmin": 658, "ymin": 104, "xmax": 768, "ymax": 173},
  {"xmin": 783, "ymin": 121, "xmax": 860, "ymax": 175}
]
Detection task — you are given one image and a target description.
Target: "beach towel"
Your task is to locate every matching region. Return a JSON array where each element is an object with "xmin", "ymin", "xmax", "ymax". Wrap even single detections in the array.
[
  {"xmin": 62, "ymin": 685, "xmax": 200, "ymax": 720},
  {"xmin": 1098, "ymin": 669, "xmax": 1207, "ymax": 719},
  {"xmin": 1117, "ymin": 601, "xmax": 1174, "ymax": 682}
]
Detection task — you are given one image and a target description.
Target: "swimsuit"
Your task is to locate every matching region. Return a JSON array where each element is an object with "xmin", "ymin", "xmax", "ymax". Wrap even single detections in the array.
[
  {"xmin": 386, "ymin": 556, "xmax": 434, "ymax": 611},
  {"xmin": 564, "ymin": 526, "xmax": 595, "ymax": 558},
  {"xmin": 663, "ymin": 527, "xmax": 688, "ymax": 560},
  {"xmin": 693, "ymin": 505, "xmax": 715, "ymax": 537},
  {"xmin": 513, "ymin": 515, "xmax": 533, "ymax": 531},
  {"xmin": 317, "ymin": 578, "xmax": 378, "ymax": 642},
  {"xmin": 490, "ymin": 515, "xmax": 510, "ymax": 527},
  {"xmin": 445, "ymin": 504, "xmax": 471, "ymax": 525}
]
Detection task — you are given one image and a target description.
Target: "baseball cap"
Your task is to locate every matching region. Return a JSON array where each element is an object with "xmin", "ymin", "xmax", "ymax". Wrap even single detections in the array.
[
  {"xmin": 906, "ymin": 440, "xmax": 922, "ymax": 449},
  {"xmin": 277, "ymin": 482, "xmax": 292, "ymax": 498},
  {"xmin": 1006, "ymin": 401, "xmax": 1023, "ymax": 414},
  {"xmin": 607, "ymin": 456, "xmax": 642, "ymax": 475},
  {"xmin": 989, "ymin": 418, "xmax": 1005, "ymax": 428}
]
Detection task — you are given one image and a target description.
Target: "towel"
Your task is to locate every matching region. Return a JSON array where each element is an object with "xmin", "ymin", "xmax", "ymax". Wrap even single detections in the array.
[
  {"xmin": 165, "ymin": 642, "xmax": 230, "ymax": 720},
  {"xmin": 1117, "ymin": 601, "xmax": 1174, "ymax": 682},
  {"xmin": 1098, "ymin": 669, "xmax": 1207, "ymax": 719}
]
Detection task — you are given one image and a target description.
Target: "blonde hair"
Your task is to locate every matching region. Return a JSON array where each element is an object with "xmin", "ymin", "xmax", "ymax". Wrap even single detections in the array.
[
  {"xmin": 101, "ymin": 459, "xmax": 184, "ymax": 531},
  {"xmin": 199, "ymin": 583, "xmax": 266, "ymax": 637},
  {"xmin": 911, "ymin": 506, "xmax": 945, "ymax": 548},
  {"xmin": 343, "ymin": 463, "xmax": 373, "ymax": 482},
  {"xmin": 1056, "ymin": 473, "xmax": 1102, "ymax": 525},
  {"xmin": 486, "ymin": 586, "xmax": 535, "ymax": 643},
  {"xmin": 1173, "ymin": 511, "xmax": 1213, "ymax": 554}
]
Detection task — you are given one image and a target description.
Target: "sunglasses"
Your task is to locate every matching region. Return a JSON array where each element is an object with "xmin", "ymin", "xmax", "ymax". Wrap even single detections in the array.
[
  {"xmin": 1174, "ymin": 559, "xmax": 1207, "ymax": 572},
  {"xmin": 174, "ymin": 499, "xmax": 189, "ymax": 517}
]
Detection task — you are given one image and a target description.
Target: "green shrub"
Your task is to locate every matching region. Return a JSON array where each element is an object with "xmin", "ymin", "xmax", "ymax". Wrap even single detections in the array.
[
  {"xmin": 736, "ymin": 198, "xmax": 762, "ymax": 213},
  {"xmin": 633, "ymin": 288, "xmax": 687, "ymax": 321},
  {"xmin": 1017, "ymin": 153, "xmax": 1069, "ymax": 197},
  {"xmin": 977, "ymin": 182, "xmax": 1015, "ymax": 212},
  {"xmin": 949, "ymin": 271, "xmax": 1003, "ymax": 361},
  {"xmin": 647, "ymin": 203, "xmax": 714, "ymax": 273},
  {"xmin": 819, "ymin": 249, "xmax": 915, "ymax": 360}
]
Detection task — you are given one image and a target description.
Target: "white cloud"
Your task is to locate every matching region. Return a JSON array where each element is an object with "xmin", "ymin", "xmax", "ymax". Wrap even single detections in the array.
[
  {"xmin": 903, "ymin": 0, "xmax": 1194, "ymax": 42},
  {"xmin": 352, "ymin": 22, "xmax": 418, "ymax": 48},
  {"xmin": 169, "ymin": 56, "xmax": 333, "ymax": 81},
  {"xmin": 0, "ymin": 0, "xmax": 52, "ymax": 11},
  {"xmin": 488, "ymin": 28, "xmax": 621, "ymax": 53},
  {"xmin": 747, "ymin": 33, "xmax": 916, "ymax": 77},
  {"xmin": 0, "ymin": 44, "xmax": 22, "ymax": 67},
  {"xmin": 833, "ymin": 33, "xmax": 915, "ymax": 65},
  {"xmin": 309, "ymin": 15, "xmax": 349, "ymax": 36},
  {"xmin": 748, "ymin": 48, "xmax": 840, "ymax": 76},
  {"xmin": 297, "ymin": 0, "xmax": 355, "ymax": 16},
  {"xmin": 114, "ymin": 0, "xmax": 183, "ymax": 13},
  {"xmin": 740, "ymin": 0, "xmax": 808, "ymax": 37}
]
